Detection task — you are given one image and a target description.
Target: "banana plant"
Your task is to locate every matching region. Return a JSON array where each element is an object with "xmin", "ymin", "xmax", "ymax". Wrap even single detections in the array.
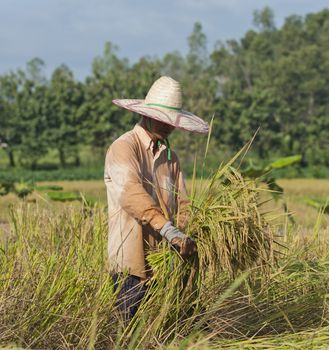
[
  {"xmin": 303, "ymin": 197, "xmax": 329, "ymax": 215},
  {"xmin": 241, "ymin": 155, "xmax": 302, "ymax": 223},
  {"xmin": 0, "ymin": 180, "xmax": 34, "ymax": 198},
  {"xmin": 242, "ymin": 155, "xmax": 302, "ymax": 198}
]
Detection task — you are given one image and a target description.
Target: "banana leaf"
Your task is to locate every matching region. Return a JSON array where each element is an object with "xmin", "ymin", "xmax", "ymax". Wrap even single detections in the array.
[
  {"xmin": 303, "ymin": 197, "xmax": 329, "ymax": 214},
  {"xmin": 268, "ymin": 155, "xmax": 302, "ymax": 170}
]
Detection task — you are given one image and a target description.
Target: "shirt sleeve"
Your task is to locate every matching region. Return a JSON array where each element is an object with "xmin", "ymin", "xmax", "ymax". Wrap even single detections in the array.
[
  {"xmin": 174, "ymin": 157, "xmax": 190, "ymax": 230},
  {"xmin": 105, "ymin": 139, "xmax": 168, "ymax": 231}
]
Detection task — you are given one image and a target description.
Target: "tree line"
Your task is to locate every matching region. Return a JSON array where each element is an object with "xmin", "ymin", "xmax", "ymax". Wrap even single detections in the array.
[{"xmin": 0, "ymin": 7, "xmax": 328, "ymax": 175}]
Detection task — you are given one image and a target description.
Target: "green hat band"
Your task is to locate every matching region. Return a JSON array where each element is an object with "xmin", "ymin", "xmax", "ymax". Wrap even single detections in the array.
[{"xmin": 146, "ymin": 103, "xmax": 181, "ymax": 111}]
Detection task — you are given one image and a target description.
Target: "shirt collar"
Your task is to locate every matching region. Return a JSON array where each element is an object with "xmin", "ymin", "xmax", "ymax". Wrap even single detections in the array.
[
  {"xmin": 133, "ymin": 123, "xmax": 153, "ymax": 150},
  {"xmin": 133, "ymin": 123, "xmax": 167, "ymax": 152}
]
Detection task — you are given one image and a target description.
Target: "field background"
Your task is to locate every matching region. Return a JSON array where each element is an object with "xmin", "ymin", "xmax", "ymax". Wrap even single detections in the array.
[{"xmin": 1, "ymin": 178, "xmax": 328, "ymax": 230}]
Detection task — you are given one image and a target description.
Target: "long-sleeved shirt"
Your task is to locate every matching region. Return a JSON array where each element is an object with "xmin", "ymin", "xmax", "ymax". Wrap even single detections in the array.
[{"xmin": 104, "ymin": 123, "xmax": 189, "ymax": 280}]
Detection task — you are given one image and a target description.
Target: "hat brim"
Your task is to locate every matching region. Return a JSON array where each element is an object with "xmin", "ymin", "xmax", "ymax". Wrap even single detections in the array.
[{"xmin": 112, "ymin": 99, "xmax": 209, "ymax": 134}]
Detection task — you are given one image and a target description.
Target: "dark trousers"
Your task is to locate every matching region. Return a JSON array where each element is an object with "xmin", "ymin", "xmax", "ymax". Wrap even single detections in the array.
[{"xmin": 112, "ymin": 273, "xmax": 147, "ymax": 323}]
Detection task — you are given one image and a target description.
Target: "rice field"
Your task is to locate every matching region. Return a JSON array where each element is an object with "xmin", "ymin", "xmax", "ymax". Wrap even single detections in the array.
[
  {"xmin": 1, "ymin": 178, "xmax": 328, "ymax": 228},
  {"xmin": 0, "ymin": 169, "xmax": 329, "ymax": 349}
]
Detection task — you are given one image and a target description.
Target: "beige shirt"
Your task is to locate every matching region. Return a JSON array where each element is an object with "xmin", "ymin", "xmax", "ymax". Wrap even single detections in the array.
[{"xmin": 104, "ymin": 123, "xmax": 189, "ymax": 279}]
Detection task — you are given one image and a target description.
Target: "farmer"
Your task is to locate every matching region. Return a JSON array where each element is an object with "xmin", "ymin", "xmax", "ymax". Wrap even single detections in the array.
[{"xmin": 104, "ymin": 76, "xmax": 209, "ymax": 322}]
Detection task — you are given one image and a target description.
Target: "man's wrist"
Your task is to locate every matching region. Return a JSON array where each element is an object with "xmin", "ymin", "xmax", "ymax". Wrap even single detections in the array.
[
  {"xmin": 160, "ymin": 221, "xmax": 186, "ymax": 242},
  {"xmin": 149, "ymin": 214, "xmax": 169, "ymax": 232}
]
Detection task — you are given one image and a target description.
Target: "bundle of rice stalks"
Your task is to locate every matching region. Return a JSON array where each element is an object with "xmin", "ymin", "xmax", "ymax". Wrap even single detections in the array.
[
  {"xmin": 125, "ymin": 158, "xmax": 279, "ymax": 347},
  {"xmin": 147, "ymin": 154, "xmax": 277, "ymax": 286},
  {"xmin": 188, "ymin": 165, "xmax": 276, "ymax": 281}
]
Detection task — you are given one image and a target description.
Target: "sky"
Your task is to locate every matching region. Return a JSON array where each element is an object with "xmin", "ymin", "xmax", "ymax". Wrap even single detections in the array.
[{"xmin": 1, "ymin": 0, "xmax": 328, "ymax": 80}]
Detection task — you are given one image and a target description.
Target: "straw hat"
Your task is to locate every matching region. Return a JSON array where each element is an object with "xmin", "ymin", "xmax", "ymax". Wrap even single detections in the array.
[{"xmin": 112, "ymin": 76, "xmax": 209, "ymax": 134}]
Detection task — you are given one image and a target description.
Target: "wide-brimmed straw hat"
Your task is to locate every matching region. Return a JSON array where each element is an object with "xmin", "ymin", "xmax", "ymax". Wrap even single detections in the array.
[{"xmin": 112, "ymin": 76, "xmax": 209, "ymax": 134}]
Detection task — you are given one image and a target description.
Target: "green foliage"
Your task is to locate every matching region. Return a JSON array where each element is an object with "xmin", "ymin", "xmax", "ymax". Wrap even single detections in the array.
[
  {"xmin": 303, "ymin": 197, "xmax": 329, "ymax": 214},
  {"xmin": 35, "ymin": 185, "xmax": 64, "ymax": 191},
  {"xmin": 1, "ymin": 8, "xmax": 329, "ymax": 177},
  {"xmin": 0, "ymin": 165, "xmax": 103, "ymax": 182},
  {"xmin": 0, "ymin": 181, "xmax": 14, "ymax": 196},
  {"xmin": 253, "ymin": 6, "xmax": 276, "ymax": 32},
  {"xmin": 210, "ymin": 8, "xmax": 329, "ymax": 170},
  {"xmin": 46, "ymin": 191, "xmax": 82, "ymax": 202},
  {"xmin": 45, "ymin": 64, "xmax": 86, "ymax": 167},
  {"xmin": 242, "ymin": 154, "xmax": 302, "ymax": 200},
  {"xmin": 17, "ymin": 59, "xmax": 49, "ymax": 169},
  {"xmin": 268, "ymin": 154, "xmax": 302, "ymax": 169},
  {"xmin": 46, "ymin": 191, "xmax": 97, "ymax": 206},
  {"xmin": 14, "ymin": 181, "xmax": 34, "ymax": 198},
  {"xmin": 0, "ymin": 179, "xmax": 34, "ymax": 198},
  {"xmin": 0, "ymin": 72, "xmax": 23, "ymax": 167}
]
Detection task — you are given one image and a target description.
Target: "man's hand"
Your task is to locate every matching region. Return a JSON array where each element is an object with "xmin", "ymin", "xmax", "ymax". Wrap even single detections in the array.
[
  {"xmin": 160, "ymin": 221, "xmax": 197, "ymax": 258},
  {"xmin": 170, "ymin": 236, "xmax": 197, "ymax": 258}
]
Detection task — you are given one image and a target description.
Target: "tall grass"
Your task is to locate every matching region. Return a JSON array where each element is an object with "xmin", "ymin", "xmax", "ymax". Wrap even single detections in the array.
[{"xmin": 0, "ymin": 161, "xmax": 328, "ymax": 349}]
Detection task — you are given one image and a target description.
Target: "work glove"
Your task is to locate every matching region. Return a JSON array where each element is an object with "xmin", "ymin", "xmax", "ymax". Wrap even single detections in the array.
[{"xmin": 160, "ymin": 221, "xmax": 197, "ymax": 258}]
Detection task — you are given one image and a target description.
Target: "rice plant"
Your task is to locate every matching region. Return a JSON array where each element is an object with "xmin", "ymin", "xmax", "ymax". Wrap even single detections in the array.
[{"xmin": 0, "ymin": 158, "xmax": 328, "ymax": 349}]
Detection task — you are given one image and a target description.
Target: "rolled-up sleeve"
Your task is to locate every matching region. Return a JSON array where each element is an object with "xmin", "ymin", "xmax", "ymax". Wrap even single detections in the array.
[
  {"xmin": 105, "ymin": 139, "xmax": 168, "ymax": 231},
  {"xmin": 174, "ymin": 158, "xmax": 190, "ymax": 230}
]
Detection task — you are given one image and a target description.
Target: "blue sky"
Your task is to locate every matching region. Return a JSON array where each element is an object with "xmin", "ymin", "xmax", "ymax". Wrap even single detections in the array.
[{"xmin": 1, "ymin": 0, "xmax": 328, "ymax": 80}]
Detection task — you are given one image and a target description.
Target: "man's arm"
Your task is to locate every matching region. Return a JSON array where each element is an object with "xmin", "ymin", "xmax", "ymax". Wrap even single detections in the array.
[
  {"xmin": 175, "ymin": 158, "xmax": 190, "ymax": 230},
  {"xmin": 105, "ymin": 139, "xmax": 167, "ymax": 231}
]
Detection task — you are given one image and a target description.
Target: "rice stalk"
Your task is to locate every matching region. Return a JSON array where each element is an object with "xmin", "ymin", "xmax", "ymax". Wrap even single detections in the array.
[{"xmin": 1, "ymin": 156, "xmax": 329, "ymax": 348}]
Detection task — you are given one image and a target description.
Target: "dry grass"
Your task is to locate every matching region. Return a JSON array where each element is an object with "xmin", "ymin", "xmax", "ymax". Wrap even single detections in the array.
[
  {"xmin": 278, "ymin": 179, "xmax": 329, "ymax": 229},
  {"xmin": 278, "ymin": 178, "xmax": 329, "ymax": 197},
  {"xmin": 255, "ymin": 179, "xmax": 329, "ymax": 231},
  {"xmin": 0, "ymin": 169, "xmax": 329, "ymax": 348},
  {"xmin": 1, "ymin": 199, "xmax": 328, "ymax": 348}
]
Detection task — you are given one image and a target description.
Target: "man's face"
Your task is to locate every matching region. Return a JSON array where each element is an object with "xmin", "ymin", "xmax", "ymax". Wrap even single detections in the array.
[{"xmin": 148, "ymin": 118, "xmax": 175, "ymax": 140}]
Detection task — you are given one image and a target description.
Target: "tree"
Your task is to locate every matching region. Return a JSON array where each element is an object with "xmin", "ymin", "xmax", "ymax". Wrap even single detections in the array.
[
  {"xmin": 45, "ymin": 64, "xmax": 85, "ymax": 167},
  {"xmin": 84, "ymin": 42, "xmax": 132, "ymax": 155},
  {"xmin": 14, "ymin": 58, "xmax": 49, "ymax": 169},
  {"xmin": 160, "ymin": 51, "xmax": 185, "ymax": 80},
  {"xmin": 0, "ymin": 72, "xmax": 22, "ymax": 166},
  {"xmin": 186, "ymin": 22, "xmax": 208, "ymax": 76},
  {"xmin": 169, "ymin": 23, "xmax": 217, "ymax": 172},
  {"xmin": 253, "ymin": 6, "xmax": 276, "ymax": 32},
  {"xmin": 1, "ymin": 8, "xmax": 329, "ymax": 175}
]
